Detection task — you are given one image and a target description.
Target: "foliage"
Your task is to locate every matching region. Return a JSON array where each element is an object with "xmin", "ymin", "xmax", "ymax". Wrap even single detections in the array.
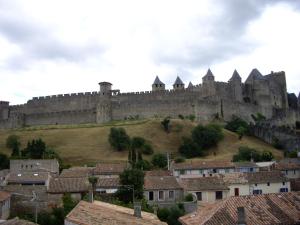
[
  {"xmin": 251, "ymin": 113, "xmax": 266, "ymax": 123},
  {"xmin": 236, "ymin": 126, "xmax": 247, "ymax": 140},
  {"xmin": 142, "ymin": 143, "xmax": 154, "ymax": 155},
  {"xmin": 161, "ymin": 117, "xmax": 171, "ymax": 133},
  {"xmin": 157, "ymin": 205, "xmax": 185, "ymax": 225},
  {"xmin": 191, "ymin": 124, "xmax": 224, "ymax": 149},
  {"xmin": 272, "ymin": 137, "xmax": 284, "ymax": 150},
  {"xmin": 0, "ymin": 153, "xmax": 9, "ymax": 169},
  {"xmin": 178, "ymin": 114, "xmax": 184, "ymax": 120},
  {"xmin": 184, "ymin": 193, "xmax": 194, "ymax": 202},
  {"xmin": 151, "ymin": 153, "xmax": 168, "ymax": 169},
  {"xmin": 232, "ymin": 146, "xmax": 274, "ymax": 162},
  {"xmin": 135, "ymin": 159, "xmax": 152, "ymax": 170},
  {"xmin": 62, "ymin": 193, "xmax": 77, "ymax": 216},
  {"xmin": 174, "ymin": 157, "xmax": 185, "ymax": 163},
  {"xmin": 186, "ymin": 114, "xmax": 196, "ymax": 122},
  {"xmin": 22, "ymin": 139, "xmax": 46, "ymax": 159},
  {"xmin": 286, "ymin": 150, "xmax": 298, "ymax": 158},
  {"xmin": 38, "ymin": 207, "xmax": 64, "ymax": 225},
  {"xmin": 179, "ymin": 137, "xmax": 203, "ymax": 158},
  {"xmin": 6, "ymin": 135, "xmax": 21, "ymax": 157},
  {"xmin": 225, "ymin": 116, "xmax": 249, "ymax": 134},
  {"xmin": 108, "ymin": 127, "xmax": 131, "ymax": 151},
  {"xmin": 116, "ymin": 168, "xmax": 144, "ymax": 203}
]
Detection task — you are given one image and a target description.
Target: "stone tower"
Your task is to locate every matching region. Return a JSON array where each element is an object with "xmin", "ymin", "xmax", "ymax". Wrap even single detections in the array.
[
  {"xmin": 228, "ymin": 69, "xmax": 243, "ymax": 102},
  {"xmin": 96, "ymin": 82, "xmax": 112, "ymax": 124},
  {"xmin": 202, "ymin": 69, "xmax": 216, "ymax": 97},
  {"xmin": 173, "ymin": 76, "xmax": 185, "ymax": 90},
  {"xmin": 152, "ymin": 76, "xmax": 165, "ymax": 91},
  {"xmin": 0, "ymin": 101, "xmax": 9, "ymax": 120}
]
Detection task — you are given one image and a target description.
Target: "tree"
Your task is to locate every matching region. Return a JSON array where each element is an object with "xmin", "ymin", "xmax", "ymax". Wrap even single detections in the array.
[
  {"xmin": 0, "ymin": 153, "xmax": 9, "ymax": 170},
  {"xmin": 135, "ymin": 160, "xmax": 152, "ymax": 170},
  {"xmin": 22, "ymin": 139, "xmax": 47, "ymax": 159},
  {"xmin": 151, "ymin": 153, "xmax": 168, "ymax": 169},
  {"xmin": 179, "ymin": 137, "xmax": 203, "ymax": 158},
  {"xmin": 191, "ymin": 124, "xmax": 223, "ymax": 150},
  {"xmin": 6, "ymin": 135, "xmax": 21, "ymax": 157},
  {"xmin": 157, "ymin": 205, "xmax": 185, "ymax": 225},
  {"xmin": 117, "ymin": 168, "xmax": 144, "ymax": 203},
  {"xmin": 237, "ymin": 126, "xmax": 247, "ymax": 140},
  {"xmin": 62, "ymin": 193, "xmax": 77, "ymax": 216},
  {"xmin": 225, "ymin": 116, "xmax": 249, "ymax": 134},
  {"xmin": 108, "ymin": 127, "xmax": 131, "ymax": 151},
  {"xmin": 232, "ymin": 146, "xmax": 270, "ymax": 162},
  {"xmin": 261, "ymin": 150, "xmax": 274, "ymax": 161},
  {"xmin": 161, "ymin": 117, "xmax": 170, "ymax": 133},
  {"xmin": 88, "ymin": 176, "xmax": 98, "ymax": 202}
]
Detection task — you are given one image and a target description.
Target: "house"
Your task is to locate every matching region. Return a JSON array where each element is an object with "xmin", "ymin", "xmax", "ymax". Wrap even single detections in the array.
[
  {"xmin": 144, "ymin": 176, "xmax": 183, "ymax": 208},
  {"xmin": 172, "ymin": 161, "xmax": 235, "ymax": 177},
  {"xmin": 5, "ymin": 172, "xmax": 50, "ymax": 186},
  {"xmin": 221, "ymin": 173, "xmax": 250, "ymax": 197},
  {"xmin": 0, "ymin": 170, "xmax": 9, "ymax": 187},
  {"xmin": 1, "ymin": 217, "xmax": 38, "ymax": 224},
  {"xmin": 93, "ymin": 162, "xmax": 127, "ymax": 178},
  {"xmin": 64, "ymin": 200, "xmax": 167, "ymax": 225},
  {"xmin": 95, "ymin": 177, "xmax": 120, "ymax": 194},
  {"xmin": 48, "ymin": 177, "xmax": 89, "ymax": 201},
  {"xmin": 179, "ymin": 192, "xmax": 300, "ymax": 225},
  {"xmin": 255, "ymin": 161, "xmax": 276, "ymax": 171},
  {"xmin": 145, "ymin": 170, "xmax": 172, "ymax": 177},
  {"xmin": 179, "ymin": 177, "xmax": 229, "ymax": 203},
  {"xmin": 10, "ymin": 159, "xmax": 59, "ymax": 175},
  {"xmin": 0, "ymin": 191, "xmax": 11, "ymax": 220},
  {"xmin": 234, "ymin": 162, "xmax": 259, "ymax": 173},
  {"xmin": 275, "ymin": 160, "xmax": 300, "ymax": 179},
  {"xmin": 245, "ymin": 171, "xmax": 290, "ymax": 195}
]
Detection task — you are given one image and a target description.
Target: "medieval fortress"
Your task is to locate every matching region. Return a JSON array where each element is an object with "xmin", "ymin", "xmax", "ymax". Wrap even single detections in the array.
[{"xmin": 0, "ymin": 68, "xmax": 300, "ymax": 129}]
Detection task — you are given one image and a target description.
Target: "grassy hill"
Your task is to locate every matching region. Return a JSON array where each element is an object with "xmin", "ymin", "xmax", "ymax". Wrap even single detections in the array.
[{"xmin": 0, "ymin": 119, "xmax": 283, "ymax": 166}]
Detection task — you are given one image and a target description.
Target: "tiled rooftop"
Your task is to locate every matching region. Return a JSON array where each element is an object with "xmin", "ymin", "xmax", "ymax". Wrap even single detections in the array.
[
  {"xmin": 0, "ymin": 191, "xmax": 11, "ymax": 202},
  {"xmin": 144, "ymin": 176, "xmax": 182, "ymax": 190},
  {"xmin": 179, "ymin": 177, "xmax": 229, "ymax": 191},
  {"xmin": 172, "ymin": 161, "xmax": 235, "ymax": 170},
  {"xmin": 48, "ymin": 177, "xmax": 89, "ymax": 193},
  {"xmin": 145, "ymin": 170, "xmax": 172, "ymax": 177},
  {"xmin": 245, "ymin": 171, "xmax": 289, "ymax": 184},
  {"xmin": 65, "ymin": 200, "xmax": 167, "ymax": 225},
  {"xmin": 94, "ymin": 163, "xmax": 127, "ymax": 175},
  {"xmin": 221, "ymin": 173, "xmax": 248, "ymax": 185},
  {"xmin": 60, "ymin": 167, "xmax": 94, "ymax": 178},
  {"xmin": 1, "ymin": 218, "xmax": 38, "ymax": 225},
  {"xmin": 6, "ymin": 172, "xmax": 49, "ymax": 184},
  {"xmin": 180, "ymin": 192, "xmax": 300, "ymax": 225},
  {"xmin": 96, "ymin": 177, "xmax": 120, "ymax": 188}
]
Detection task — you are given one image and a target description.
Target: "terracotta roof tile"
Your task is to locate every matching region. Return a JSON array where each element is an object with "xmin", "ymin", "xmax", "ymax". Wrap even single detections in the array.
[
  {"xmin": 48, "ymin": 177, "xmax": 89, "ymax": 193},
  {"xmin": 1, "ymin": 218, "xmax": 38, "ymax": 225},
  {"xmin": 221, "ymin": 173, "xmax": 248, "ymax": 184},
  {"xmin": 96, "ymin": 177, "xmax": 120, "ymax": 188},
  {"xmin": 65, "ymin": 200, "xmax": 167, "ymax": 225},
  {"xmin": 179, "ymin": 177, "xmax": 229, "ymax": 191},
  {"xmin": 276, "ymin": 162, "xmax": 300, "ymax": 170},
  {"xmin": 0, "ymin": 191, "xmax": 11, "ymax": 202},
  {"xmin": 145, "ymin": 170, "xmax": 172, "ymax": 177},
  {"xmin": 60, "ymin": 167, "xmax": 94, "ymax": 178},
  {"xmin": 245, "ymin": 171, "xmax": 288, "ymax": 184},
  {"xmin": 7, "ymin": 172, "xmax": 49, "ymax": 184},
  {"xmin": 180, "ymin": 192, "xmax": 300, "ymax": 225},
  {"xmin": 94, "ymin": 163, "xmax": 127, "ymax": 175},
  {"xmin": 144, "ymin": 176, "xmax": 182, "ymax": 190}
]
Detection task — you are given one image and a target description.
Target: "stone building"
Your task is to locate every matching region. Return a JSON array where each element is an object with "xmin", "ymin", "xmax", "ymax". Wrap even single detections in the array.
[{"xmin": 0, "ymin": 69, "xmax": 299, "ymax": 129}]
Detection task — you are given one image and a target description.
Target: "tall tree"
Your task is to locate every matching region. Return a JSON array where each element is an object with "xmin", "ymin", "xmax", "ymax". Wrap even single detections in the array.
[
  {"xmin": 108, "ymin": 127, "xmax": 131, "ymax": 151},
  {"xmin": 6, "ymin": 135, "xmax": 21, "ymax": 157}
]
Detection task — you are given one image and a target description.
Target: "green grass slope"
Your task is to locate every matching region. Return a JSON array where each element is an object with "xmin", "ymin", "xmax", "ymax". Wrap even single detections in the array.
[{"xmin": 0, "ymin": 119, "xmax": 283, "ymax": 166}]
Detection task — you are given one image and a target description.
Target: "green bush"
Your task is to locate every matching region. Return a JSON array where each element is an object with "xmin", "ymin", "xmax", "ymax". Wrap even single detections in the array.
[
  {"xmin": 108, "ymin": 127, "xmax": 131, "ymax": 151},
  {"xmin": 135, "ymin": 160, "xmax": 152, "ymax": 170},
  {"xmin": 151, "ymin": 153, "xmax": 168, "ymax": 169},
  {"xmin": 184, "ymin": 193, "xmax": 194, "ymax": 202},
  {"xmin": 178, "ymin": 114, "xmax": 184, "ymax": 120},
  {"xmin": 161, "ymin": 117, "xmax": 171, "ymax": 133},
  {"xmin": 232, "ymin": 146, "xmax": 274, "ymax": 162},
  {"xmin": 225, "ymin": 116, "xmax": 249, "ymax": 134},
  {"xmin": 179, "ymin": 137, "xmax": 203, "ymax": 158},
  {"xmin": 157, "ymin": 206, "xmax": 185, "ymax": 225},
  {"xmin": 192, "ymin": 124, "xmax": 224, "ymax": 149},
  {"xmin": 174, "ymin": 157, "xmax": 185, "ymax": 163}
]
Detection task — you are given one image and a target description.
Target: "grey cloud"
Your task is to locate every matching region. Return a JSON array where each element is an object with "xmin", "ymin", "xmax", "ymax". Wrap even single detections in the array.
[{"xmin": 154, "ymin": 0, "xmax": 300, "ymax": 74}]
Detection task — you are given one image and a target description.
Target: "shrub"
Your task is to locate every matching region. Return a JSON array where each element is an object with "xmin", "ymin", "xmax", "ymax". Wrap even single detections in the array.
[
  {"xmin": 179, "ymin": 137, "xmax": 203, "ymax": 158},
  {"xmin": 174, "ymin": 157, "xmax": 185, "ymax": 163},
  {"xmin": 161, "ymin": 117, "xmax": 171, "ymax": 133},
  {"xmin": 186, "ymin": 114, "xmax": 196, "ymax": 122},
  {"xmin": 135, "ymin": 160, "xmax": 152, "ymax": 170},
  {"xmin": 157, "ymin": 208, "xmax": 169, "ymax": 222},
  {"xmin": 151, "ymin": 153, "xmax": 168, "ymax": 169},
  {"xmin": 142, "ymin": 143, "xmax": 154, "ymax": 155},
  {"xmin": 184, "ymin": 193, "xmax": 194, "ymax": 202},
  {"xmin": 260, "ymin": 150, "xmax": 274, "ymax": 161},
  {"xmin": 272, "ymin": 137, "xmax": 284, "ymax": 150},
  {"xmin": 192, "ymin": 124, "xmax": 224, "ymax": 149},
  {"xmin": 178, "ymin": 114, "xmax": 184, "ymax": 120},
  {"xmin": 232, "ymin": 146, "xmax": 273, "ymax": 162},
  {"xmin": 0, "ymin": 153, "xmax": 9, "ymax": 170},
  {"xmin": 225, "ymin": 116, "xmax": 249, "ymax": 134},
  {"xmin": 108, "ymin": 127, "xmax": 131, "ymax": 151}
]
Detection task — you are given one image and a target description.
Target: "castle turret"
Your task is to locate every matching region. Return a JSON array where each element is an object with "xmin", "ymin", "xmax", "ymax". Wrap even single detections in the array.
[
  {"xmin": 152, "ymin": 76, "xmax": 165, "ymax": 91},
  {"xmin": 0, "ymin": 101, "xmax": 9, "ymax": 120},
  {"xmin": 298, "ymin": 92, "xmax": 300, "ymax": 106},
  {"xmin": 188, "ymin": 82, "xmax": 193, "ymax": 89},
  {"xmin": 97, "ymin": 82, "xmax": 112, "ymax": 123},
  {"xmin": 202, "ymin": 69, "xmax": 216, "ymax": 97},
  {"xmin": 228, "ymin": 70, "xmax": 243, "ymax": 102},
  {"xmin": 173, "ymin": 76, "xmax": 185, "ymax": 90}
]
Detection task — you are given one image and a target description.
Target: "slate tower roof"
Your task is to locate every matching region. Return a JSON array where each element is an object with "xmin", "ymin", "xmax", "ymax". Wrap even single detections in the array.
[
  {"xmin": 245, "ymin": 68, "xmax": 264, "ymax": 83},
  {"xmin": 229, "ymin": 69, "xmax": 241, "ymax": 82},
  {"xmin": 202, "ymin": 68, "xmax": 215, "ymax": 81},
  {"xmin": 173, "ymin": 76, "xmax": 184, "ymax": 85},
  {"xmin": 153, "ymin": 76, "xmax": 165, "ymax": 85}
]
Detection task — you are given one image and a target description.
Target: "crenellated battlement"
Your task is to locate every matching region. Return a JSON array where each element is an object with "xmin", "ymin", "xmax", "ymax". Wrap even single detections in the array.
[{"xmin": 31, "ymin": 91, "xmax": 99, "ymax": 101}]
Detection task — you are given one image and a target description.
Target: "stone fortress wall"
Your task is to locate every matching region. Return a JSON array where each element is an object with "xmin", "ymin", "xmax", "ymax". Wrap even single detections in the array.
[{"xmin": 0, "ymin": 68, "xmax": 299, "ymax": 129}]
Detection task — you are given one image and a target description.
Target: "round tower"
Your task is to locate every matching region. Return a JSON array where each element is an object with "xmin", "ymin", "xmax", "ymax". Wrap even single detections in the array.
[
  {"xmin": 228, "ymin": 69, "xmax": 243, "ymax": 102},
  {"xmin": 152, "ymin": 76, "xmax": 165, "ymax": 91},
  {"xmin": 202, "ymin": 69, "xmax": 216, "ymax": 97},
  {"xmin": 99, "ymin": 82, "xmax": 112, "ymax": 96},
  {"xmin": 173, "ymin": 76, "xmax": 185, "ymax": 90},
  {"xmin": 97, "ymin": 82, "xmax": 112, "ymax": 124}
]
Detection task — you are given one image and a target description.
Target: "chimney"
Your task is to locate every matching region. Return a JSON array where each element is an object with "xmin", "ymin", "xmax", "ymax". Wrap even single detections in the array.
[
  {"xmin": 237, "ymin": 207, "xmax": 246, "ymax": 225},
  {"xmin": 133, "ymin": 202, "xmax": 142, "ymax": 218}
]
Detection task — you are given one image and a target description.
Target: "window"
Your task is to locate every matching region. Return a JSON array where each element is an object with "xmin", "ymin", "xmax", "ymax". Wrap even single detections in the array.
[
  {"xmin": 203, "ymin": 174, "xmax": 206, "ymax": 177},
  {"xmin": 267, "ymin": 182, "xmax": 270, "ymax": 186},
  {"xmin": 196, "ymin": 192, "xmax": 202, "ymax": 201},
  {"xmin": 215, "ymin": 191, "xmax": 223, "ymax": 200},
  {"xmin": 253, "ymin": 190, "xmax": 262, "ymax": 195},
  {"xmin": 282, "ymin": 182, "xmax": 285, "ymax": 186},
  {"xmin": 180, "ymin": 170, "xmax": 185, "ymax": 175},
  {"xmin": 199, "ymin": 170, "xmax": 203, "ymax": 174},
  {"xmin": 149, "ymin": 191, "xmax": 154, "ymax": 201},
  {"xmin": 294, "ymin": 170, "xmax": 296, "ymax": 175},
  {"xmin": 285, "ymin": 170, "xmax": 288, "ymax": 175},
  {"xmin": 169, "ymin": 191, "xmax": 174, "ymax": 199},
  {"xmin": 158, "ymin": 191, "xmax": 164, "ymax": 201},
  {"xmin": 209, "ymin": 174, "xmax": 212, "ymax": 177},
  {"xmin": 213, "ymin": 169, "xmax": 217, "ymax": 173},
  {"xmin": 280, "ymin": 188, "xmax": 288, "ymax": 193},
  {"xmin": 255, "ymin": 183, "xmax": 258, "ymax": 187},
  {"xmin": 250, "ymin": 168, "xmax": 254, "ymax": 172},
  {"xmin": 234, "ymin": 188, "xmax": 239, "ymax": 196}
]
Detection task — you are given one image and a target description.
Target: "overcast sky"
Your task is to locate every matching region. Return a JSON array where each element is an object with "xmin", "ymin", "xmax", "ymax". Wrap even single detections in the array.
[{"xmin": 0, "ymin": 0, "xmax": 300, "ymax": 104}]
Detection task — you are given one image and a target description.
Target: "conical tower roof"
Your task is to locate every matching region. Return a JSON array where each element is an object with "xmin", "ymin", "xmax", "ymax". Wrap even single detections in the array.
[
  {"xmin": 188, "ymin": 82, "xmax": 193, "ymax": 88},
  {"xmin": 298, "ymin": 92, "xmax": 300, "ymax": 101},
  {"xmin": 153, "ymin": 76, "xmax": 164, "ymax": 85},
  {"xmin": 246, "ymin": 68, "xmax": 264, "ymax": 83},
  {"xmin": 203, "ymin": 68, "xmax": 215, "ymax": 79},
  {"xmin": 229, "ymin": 69, "xmax": 241, "ymax": 82},
  {"xmin": 173, "ymin": 76, "xmax": 184, "ymax": 85}
]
